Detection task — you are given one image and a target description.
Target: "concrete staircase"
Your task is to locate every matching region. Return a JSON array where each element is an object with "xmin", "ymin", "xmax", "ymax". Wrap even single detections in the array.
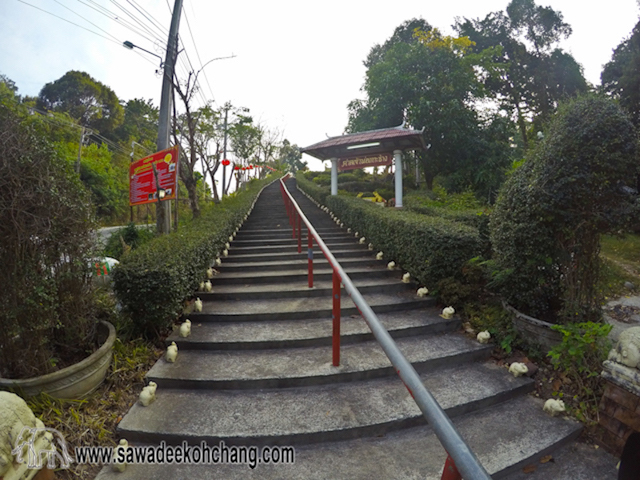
[{"xmin": 96, "ymin": 179, "xmax": 615, "ymax": 479}]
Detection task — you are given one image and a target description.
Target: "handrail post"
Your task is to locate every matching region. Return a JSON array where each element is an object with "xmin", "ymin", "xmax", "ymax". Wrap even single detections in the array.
[
  {"xmin": 441, "ymin": 454, "xmax": 462, "ymax": 480},
  {"xmin": 308, "ymin": 233, "xmax": 314, "ymax": 288},
  {"xmin": 332, "ymin": 269, "xmax": 341, "ymax": 366},
  {"xmin": 291, "ymin": 201, "xmax": 297, "ymax": 239},
  {"xmin": 297, "ymin": 212, "xmax": 302, "ymax": 253}
]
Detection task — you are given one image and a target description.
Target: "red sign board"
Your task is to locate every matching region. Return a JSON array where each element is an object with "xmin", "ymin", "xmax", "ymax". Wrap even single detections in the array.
[
  {"xmin": 129, "ymin": 146, "xmax": 179, "ymax": 206},
  {"xmin": 338, "ymin": 153, "xmax": 392, "ymax": 172}
]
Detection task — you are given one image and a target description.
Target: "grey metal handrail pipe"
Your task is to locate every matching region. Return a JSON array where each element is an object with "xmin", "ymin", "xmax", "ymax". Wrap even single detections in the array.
[{"xmin": 279, "ymin": 177, "xmax": 492, "ymax": 480}]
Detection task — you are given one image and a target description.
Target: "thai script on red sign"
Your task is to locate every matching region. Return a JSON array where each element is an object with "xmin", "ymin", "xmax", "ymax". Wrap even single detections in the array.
[
  {"xmin": 338, "ymin": 153, "xmax": 392, "ymax": 172},
  {"xmin": 129, "ymin": 145, "xmax": 179, "ymax": 206}
]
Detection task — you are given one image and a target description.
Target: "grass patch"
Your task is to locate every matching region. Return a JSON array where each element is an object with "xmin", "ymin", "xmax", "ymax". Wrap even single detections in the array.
[
  {"xmin": 599, "ymin": 233, "xmax": 640, "ymax": 300},
  {"xmin": 601, "ymin": 233, "xmax": 640, "ymax": 271}
]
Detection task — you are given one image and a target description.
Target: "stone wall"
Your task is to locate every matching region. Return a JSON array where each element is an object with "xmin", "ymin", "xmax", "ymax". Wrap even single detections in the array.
[{"xmin": 599, "ymin": 362, "xmax": 640, "ymax": 455}]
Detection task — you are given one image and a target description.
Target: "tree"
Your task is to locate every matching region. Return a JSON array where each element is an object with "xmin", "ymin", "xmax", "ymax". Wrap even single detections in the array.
[
  {"xmin": 38, "ymin": 71, "xmax": 124, "ymax": 138},
  {"xmin": 456, "ymin": 0, "xmax": 587, "ymax": 146},
  {"xmin": 279, "ymin": 139, "xmax": 305, "ymax": 172},
  {"xmin": 114, "ymin": 98, "xmax": 159, "ymax": 147},
  {"xmin": 490, "ymin": 95, "xmax": 639, "ymax": 322},
  {"xmin": 172, "ymin": 70, "xmax": 209, "ymax": 218},
  {"xmin": 228, "ymin": 115, "xmax": 261, "ymax": 164},
  {"xmin": 0, "ymin": 101, "xmax": 97, "ymax": 378},
  {"xmin": 0, "ymin": 74, "xmax": 17, "ymax": 97},
  {"xmin": 57, "ymin": 141, "xmax": 127, "ymax": 219},
  {"xmin": 601, "ymin": 19, "xmax": 640, "ymax": 126},
  {"xmin": 191, "ymin": 103, "xmax": 224, "ymax": 202},
  {"xmin": 256, "ymin": 124, "xmax": 281, "ymax": 166},
  {"xmin": 348, "ymin": 22, "xmax": 512, "ymax": 194}
]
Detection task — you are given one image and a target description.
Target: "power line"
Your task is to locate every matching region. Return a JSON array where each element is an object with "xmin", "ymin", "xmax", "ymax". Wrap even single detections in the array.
[
  {"xmin": 127, "ymin": 0, "xmax": 169, "ymax": 38},
  {"xmin": 53, "ymin": 0, "xmax": 122, "ymax": 45},
  {"xmin": 157, "ymin": 0, "xmax": 210, "ymax": 108},
  {"xmin": 77, "ymin": 0, "xmax": 162, "ymax": 46},
  {"xmin": 30, "ymin": 107, "xmax": 143, "ymax": 158},
  {"xmin": 17, "ymin": 0, "xmax": 122, "ymax": 46},
  {"xmin": 182, "ymin": 1, "xmax": 215, "ymax": 102},
  {"xmin": 110, "ymin": 0, "xmax": 166, "ymax": 45}
]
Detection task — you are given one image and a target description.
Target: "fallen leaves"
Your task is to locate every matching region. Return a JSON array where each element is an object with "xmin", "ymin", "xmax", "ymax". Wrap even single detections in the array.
[{"xmin": 521, "ymin": 456, "xmax": 554, "ymax": 474}]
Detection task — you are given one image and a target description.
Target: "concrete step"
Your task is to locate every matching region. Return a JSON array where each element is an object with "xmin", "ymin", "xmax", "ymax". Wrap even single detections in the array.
[
  {"xmin": 195, "ymin": 277, "xmax": 412, "ymax": 300},
  {"xmin": 233, "ymin": 236, "xmax": 359, "ymax": 248},
  {"xmin": 234, "ymin": 231, "xmax": 355, "ymax": 242},
  {"xmin": 187, "ymin": 290, "xmax": 436, "ymax": 322},
  {"xmin": 97, "ymin": 396, "xmax": 583, "ymax": 480},
  {"xmin": 221, "ymin": 247, "xmax": 371, "ymax": 264},
  {"xmin": 238, "ymin": 226, "xmax": 348, "ymax": 236},
  {"xmin": 210, "ymin": 265, "xmax": 401, "ymax": 285},
  {"xmin": 168, "ymin": 309, "xmax": 458, "ymax": 350},
  {"xmin": 231, "ymin": 233, "xmax": 357, "ymax": 247},
  {"xmin": 117, "ymin": 361, "xmax": 533, "ymax": 446},
  {"xmin": 216, "ymin": 256, "xmax": 384, "ymax": 273},
  {"xmin": 146, "ymin": 333, "xmax": 491, "ymax": 390},
  {"xmin": 223, "ymin": 241, "xmax": 366, "ymax": 256},
  {"xmin": 500, "ymin": 438, "xmax": 618, "ymax": 480}
]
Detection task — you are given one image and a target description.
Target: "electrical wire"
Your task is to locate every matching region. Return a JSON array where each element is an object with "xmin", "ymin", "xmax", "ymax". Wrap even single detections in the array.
[
  {"xmin": 110, "ymin": 0, "xmax": 166, "ymax": 45},
  {"xmin": 163, "ymin": 0, "xmax": 210, "ymax": 108},
  {"xmin": 88, "ymin": 131, "xmax": 136, "ymax": 157},
  {"xmin": 127, "ymin": 0, "xmax": 169, "ymax": 38},
  {"xmin": 17, "ymin": 0, "xmax": 122, "ymax": 46},
  {"xmin": 77, "ymin": 0, "xmax": 162, "ymax": 46},
  {"xmin": 182, "ymin": 1, "xmax": 215, "ymax": 102},
  {"xmin": 53, "ymin": 0, "xmax": 122, "ymax": 45},
  {"xmin": 30, "ymin": 107, "xmax": 142, "ymax": 158}
]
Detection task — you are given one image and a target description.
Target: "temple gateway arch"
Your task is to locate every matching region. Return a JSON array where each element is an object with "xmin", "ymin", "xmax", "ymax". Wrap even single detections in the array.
[{"xmin": 301, "ymin": 125, "xmax": 427, "ymax": 208}]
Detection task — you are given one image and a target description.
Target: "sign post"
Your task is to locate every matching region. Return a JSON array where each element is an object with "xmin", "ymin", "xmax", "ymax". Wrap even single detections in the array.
[{"xmin": 129, "ymin": 146, "xmax": 179, "ymax": 207}]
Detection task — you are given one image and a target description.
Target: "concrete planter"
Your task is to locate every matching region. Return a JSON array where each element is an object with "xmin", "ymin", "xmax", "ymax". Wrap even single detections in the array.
[
  {"xmin": 504, "ymin": 304, "xmax": 563, "ymax": 351},
  {"xmin": 0, "ymin": 320, "xmax": 116, "ymax": 399}
]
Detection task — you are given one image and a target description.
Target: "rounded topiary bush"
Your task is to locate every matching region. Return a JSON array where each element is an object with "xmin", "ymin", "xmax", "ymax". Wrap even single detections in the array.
[{"xmin": 490, "ymin": 95, "xmax": 639, "ymax": 322}]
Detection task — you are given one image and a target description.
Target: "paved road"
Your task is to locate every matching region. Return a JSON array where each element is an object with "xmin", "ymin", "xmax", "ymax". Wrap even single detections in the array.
[{"xmin": 96, "ymin": 224, "xmax": 154, "ymax": 247}]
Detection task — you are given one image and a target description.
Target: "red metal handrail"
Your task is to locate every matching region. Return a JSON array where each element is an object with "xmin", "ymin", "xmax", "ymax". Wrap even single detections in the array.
[{"xmin": 278, "ymin": 176, "xmax": 489, "ymax": 480}]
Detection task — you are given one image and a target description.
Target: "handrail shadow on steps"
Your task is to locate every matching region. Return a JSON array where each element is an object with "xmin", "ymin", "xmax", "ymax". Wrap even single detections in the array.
[{"xmin": 278, "ymin": 175, "xmax": 492, "ymax": 480}]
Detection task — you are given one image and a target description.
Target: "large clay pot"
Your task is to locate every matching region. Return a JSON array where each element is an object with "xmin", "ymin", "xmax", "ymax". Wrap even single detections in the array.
[
  {"xmin": 0, "ymin": 321, "xmax": 116, "ymax": 399},
  {"xmin": 504, "ymin": 304, "xmax": 563, "ymax": 351}
]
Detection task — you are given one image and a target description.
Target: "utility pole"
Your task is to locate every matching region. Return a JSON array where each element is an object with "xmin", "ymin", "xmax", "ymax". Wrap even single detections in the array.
[
  {"xmin": 75, "ymin": 127, "xmax": 86, "ymax": 174},
  {"xmin": 156, "ymin": 0, "xmax": 183, "ymax": 234},
  {"xmin": 222, "ymin": 104, "xmax": 229, "ymax": 196}
]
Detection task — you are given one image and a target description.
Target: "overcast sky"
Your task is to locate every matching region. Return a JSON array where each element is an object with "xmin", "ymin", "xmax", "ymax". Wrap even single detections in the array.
[{"xmin": 1, "ymin": 0, "xmax": 639, "ymax": 171}]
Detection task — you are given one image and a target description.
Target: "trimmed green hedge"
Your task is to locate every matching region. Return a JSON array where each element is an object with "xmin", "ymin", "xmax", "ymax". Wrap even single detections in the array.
[
  {"xmin": 403, "ymin": 195, "xmax": 491, "ymax": 255},
  {"xmin": 296, "ymin": 173, "xmax": 330, "ymax": 206},
  {"xmin": 113, "ymin": 176, "xmax": 276, "ymax": 337},
  {"xmin": 297, "ymin": 173, "xmax": 484, "ymax": 286},
  {"xmin": 325, "ymin": 195, "xmax": 483, "ymax": 286}
]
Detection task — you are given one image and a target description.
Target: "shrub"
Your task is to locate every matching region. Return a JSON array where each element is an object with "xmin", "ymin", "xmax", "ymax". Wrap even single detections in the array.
[
  {"xmin": 337, "ymin": 172, "xmax": 357, "ymax": 183},
  {"xmin": 312, "ymin": 173, "xmax": 331, "ymax": 186},
  {"xmin": 404, "ymin": 195, "xmax": 491, "ymax": 257},
  {"xmin": 103, "ymin": 223, "xmax": 156, "ymax": 260},
  {"xmin": 490, "ymin": 96, "xmax": 639, "ymax": 322},
  {"xmin": 339, "ymin": 180, "xmax": 394, "ymax": 194},
  {"xmin": 112, "ymin": 176, "xmax": 275, "ymax": 337},
  {"xmin": 547, "ymin": 322, "xmax": 612, "ymax": 423},
  {"xmin": 296, "ymin": 173, "xmax": 330, "ymax": 205},
  {"xmin": 0, "ymin": 102, "xmax": 98, "ymax": 378}
]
